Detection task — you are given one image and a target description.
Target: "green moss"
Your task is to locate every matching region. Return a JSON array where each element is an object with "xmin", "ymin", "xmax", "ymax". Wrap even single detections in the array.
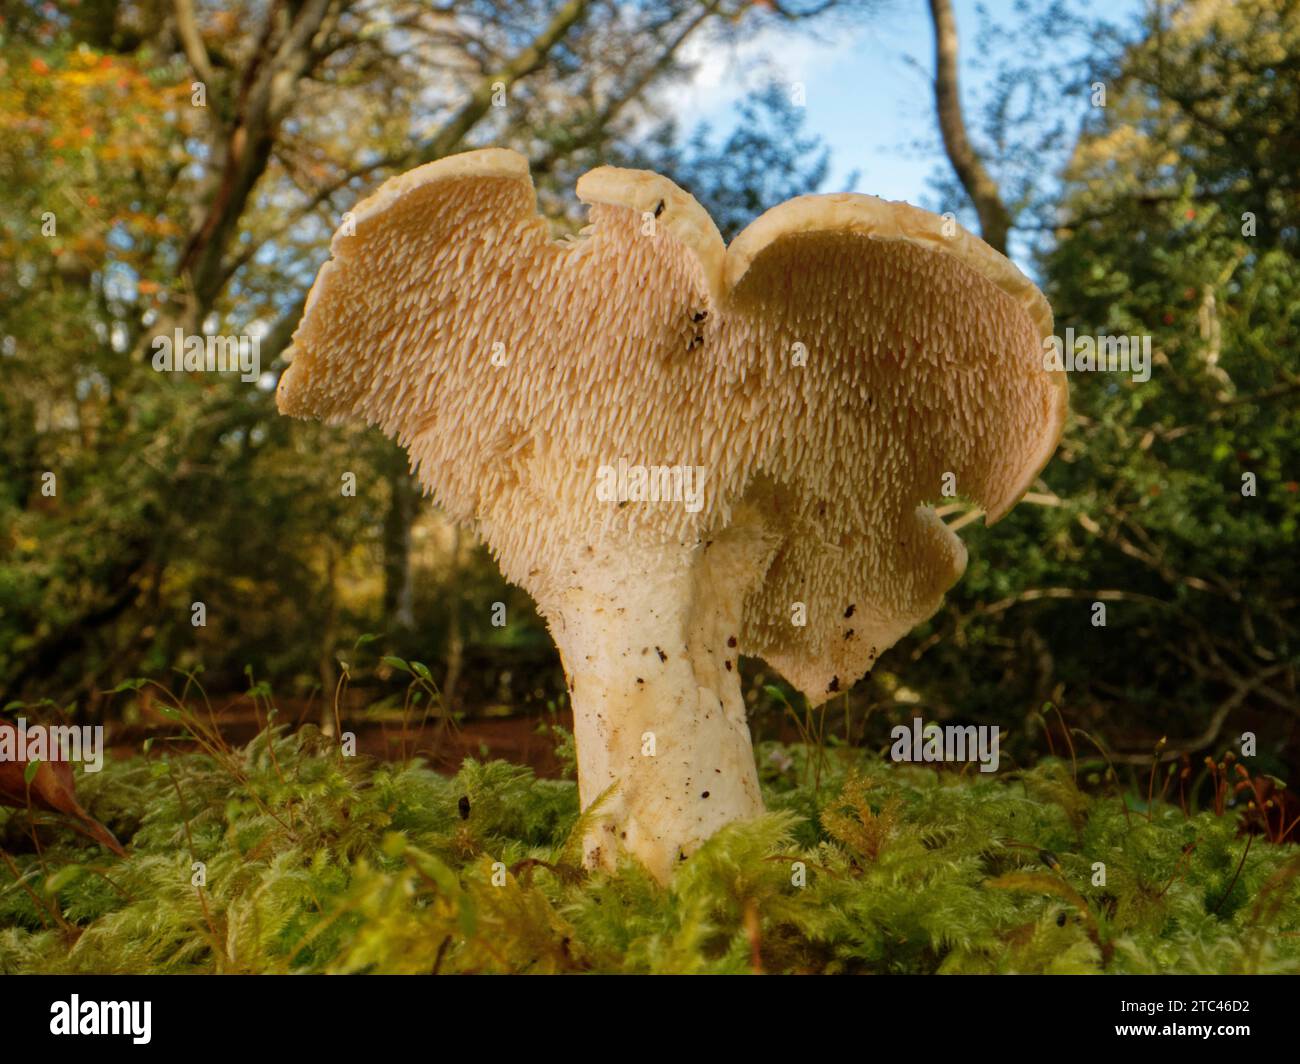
[{"xmin": 1, "ymin": 729, "xmax": 1297, "ymax": 974}]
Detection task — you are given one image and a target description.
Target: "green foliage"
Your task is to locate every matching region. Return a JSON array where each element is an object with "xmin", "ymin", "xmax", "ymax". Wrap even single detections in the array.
[
  {"xmin": 3, "ymin": 731, "xmax": 1296, "ymax": 974},
  {"xmin": 0, "ymin": 6, "xmax": 842, "ymax": 713},
  {"xmin": 887, "ymin": 0, "xmax": 1299, "ymax": 774}
]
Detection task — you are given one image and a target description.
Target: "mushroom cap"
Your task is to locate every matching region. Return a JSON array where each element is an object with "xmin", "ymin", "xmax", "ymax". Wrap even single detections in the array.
[{"xmin": 277, "ymin": 148, "xmax": 1067, "ymax": 706}]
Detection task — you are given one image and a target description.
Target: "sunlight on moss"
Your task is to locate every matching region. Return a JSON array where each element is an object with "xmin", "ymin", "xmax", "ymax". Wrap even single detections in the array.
[{"xmin": 1, "ymin": 730, "xmax": 1297, "ymax": 974}]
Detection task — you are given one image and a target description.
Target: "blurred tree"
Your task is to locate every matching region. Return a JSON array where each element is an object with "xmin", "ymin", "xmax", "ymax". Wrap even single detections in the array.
[
  {"xmin": 889, "ymin": 0, "xmax": 1299, "ymax": 777},
  {"xmin": 0, "ymin": 0, "xmax": 862, "ymax": 709},
  {"xmin": 926, "ymin": 0, "xmax": 1011, "ymax": 252}
]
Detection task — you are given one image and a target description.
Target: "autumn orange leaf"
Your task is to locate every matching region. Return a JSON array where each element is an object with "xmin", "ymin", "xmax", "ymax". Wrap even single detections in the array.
[{"xmin": 0, "ymin": 722, "xmax": 125, "ymax": 856}]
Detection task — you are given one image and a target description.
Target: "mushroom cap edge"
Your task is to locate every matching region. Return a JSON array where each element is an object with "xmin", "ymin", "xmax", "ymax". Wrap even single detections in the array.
[{"xmin": 726, "ymin": 192, "xmax": 1068, "ymax": 525}]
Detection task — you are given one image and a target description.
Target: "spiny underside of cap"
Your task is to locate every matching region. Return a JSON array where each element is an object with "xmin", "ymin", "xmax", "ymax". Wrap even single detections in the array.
[{"xmin": 277, "ymin": 148, "xmax": 1067, "ymax": 707}]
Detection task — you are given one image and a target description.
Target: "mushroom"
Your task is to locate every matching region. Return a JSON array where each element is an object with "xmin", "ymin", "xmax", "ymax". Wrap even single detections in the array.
[{"xmin": 277, "ymin": 148, "xmax": 1067, "ymax": 883}]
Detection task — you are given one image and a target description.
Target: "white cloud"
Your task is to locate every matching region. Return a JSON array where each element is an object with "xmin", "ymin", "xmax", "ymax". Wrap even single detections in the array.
[{"xmin": 652, "ymin": 23, "xmax": 860, "ymax": 130}]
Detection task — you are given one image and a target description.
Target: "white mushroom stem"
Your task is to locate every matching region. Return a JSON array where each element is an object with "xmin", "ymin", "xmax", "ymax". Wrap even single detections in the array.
[{"xmin": 541, "ymin": 519, "xmax": 776, "ymax": 883}]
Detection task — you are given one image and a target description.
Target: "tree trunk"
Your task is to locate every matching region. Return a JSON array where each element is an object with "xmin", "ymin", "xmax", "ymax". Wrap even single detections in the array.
[
  {"xmin": 928, "ymin": 0, "xmax": 1013, "ymax": 254},
  {"xmin": 319, "ymin": 545, "xmax": 339, "ymax": 736},
  {"xmin": 441, "ymin": 528, "xmax": 464, "ymax": 715},
  {"xmin": 382, "ymin": 457, "xmax": 418, "ymax": 632}
]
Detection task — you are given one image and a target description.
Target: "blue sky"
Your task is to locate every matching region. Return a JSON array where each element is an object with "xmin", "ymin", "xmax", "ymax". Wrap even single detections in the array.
[{"xmin": 665, "ymin": 0, "xmax": 1145, "ymax": 237}]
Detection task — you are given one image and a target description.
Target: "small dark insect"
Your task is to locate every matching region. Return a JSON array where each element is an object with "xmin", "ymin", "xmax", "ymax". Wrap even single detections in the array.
[
  {"xmin": 727, "ymin": 635, "xmax": 737, "ymax": 648},
  {"xmin": 458, "ymin": 795, "xmax": 471, "ymax": 820},
  {"xmin": 827, "ymin": 676, "xmax": 840, "ymax": 693},
  {"xmin": 656, "ymin": 646, "xmax": 667, "ymax": 662},
  {"xmin": 701, "ymin": 791, "xmax": 710, "ymax": 799},
  {"xmin": 692, "ymin": 309, "xmax": 708, "ymax": 323},
  {"xmin": 1056, "ymin": 911, "xmax": 1068, "ymax": 927},
  {"xmin": 654, "ymin": 199, "xmax": 665, "ymax": 218},
  {"xmin": 724, "ymin": 660, "xmax": 732, "ymax": 671},
  {"xmin": 844, "ymin": 604, "xmax": 856, "ymax": 618}
]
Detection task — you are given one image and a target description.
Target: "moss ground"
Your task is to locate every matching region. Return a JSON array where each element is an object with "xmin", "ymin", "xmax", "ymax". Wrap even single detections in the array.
[{"xmin": 2, "ymin": 726, "xmax": 1298, "ymax": 974}]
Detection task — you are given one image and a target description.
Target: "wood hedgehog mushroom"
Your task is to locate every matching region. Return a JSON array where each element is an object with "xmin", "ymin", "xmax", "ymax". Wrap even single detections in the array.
[{"xmin": 276, "ymin": 147, "xmax": 1068, "ymax": 883}]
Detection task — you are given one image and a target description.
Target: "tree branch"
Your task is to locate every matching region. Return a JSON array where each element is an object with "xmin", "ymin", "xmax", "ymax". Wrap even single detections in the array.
[
  {"xmin": 532, "ymin": 1, "xmax": 723, "ymax": 176},
  {"xmin": 173, "ymin": 0, "xmax": 216, "ymax": 88},
  {"xmin": 413, "ymin": 0, "xmax": 594, "ymax": 165},
  {"xmin": 927, "ymin": 0, "xmax": 1012, "ymax": 253}
]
